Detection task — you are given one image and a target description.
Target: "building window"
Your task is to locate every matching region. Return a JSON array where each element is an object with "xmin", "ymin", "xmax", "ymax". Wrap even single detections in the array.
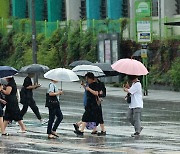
[
  {"xmin": 25, "ymin": 0, "xmax": 29, "ymax": 18},
  {"xmin": 152, "ymin": 0, "xmax": 158, "ymax": 16},
  {"xmin": 100, "ymin": 0, "xmax": 107, "ymax": 19},
  {"xmin": 175, "ymin": 0, "xmax": 180, "ymax": 14},
  {"xmin": 80, "ymin": 0, "xmax": 86, "ymax": 19},
  {"xmin": 9, "ymin": 0, "xmax": 12, "ymax": 16},
  {"xmin": 122, "ymin": 0, "xmax": 129, "ymax": 17},
  {"xmin": 62, "ymin": 0, "xmax": 66, "ymax": 21},
  {"xmin": 43, "ymin": 0, "xmax": 48, "ymax": 20}
]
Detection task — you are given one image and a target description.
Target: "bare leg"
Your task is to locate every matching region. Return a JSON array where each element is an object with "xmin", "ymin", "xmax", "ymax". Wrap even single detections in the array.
[
  {"xmin": 100, "ymin": 124, "xmax": 105, "ymax": 132},
  {"xmin": 80, "ymin": 122, "xmax": 86, "ymax": 132},
  {"xmin": 76, "ymin": 121, "xmax": 82, "ymax": 127},
  {"xmin": 3, "ymin": 120, "xmax": 9, "ymax": 131},
  {"xmin": 92, "ymin": 126, "xmax": 97, "ymax": 133},
  {"xmin": 0, "ymin": 117, "xmax": 5, "ymax": 134},
  {"xmin": 18, "ymin": 120, "xmax": 26, "ymax": 131}
]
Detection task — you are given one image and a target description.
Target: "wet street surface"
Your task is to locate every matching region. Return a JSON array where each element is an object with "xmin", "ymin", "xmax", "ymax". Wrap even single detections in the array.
[{"xmin": 0, "ymin": 88, "xmax": 180, "ymax": 154}]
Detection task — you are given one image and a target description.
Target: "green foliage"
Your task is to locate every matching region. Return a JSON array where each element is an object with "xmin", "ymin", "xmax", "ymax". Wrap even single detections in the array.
[{"xmin": 168, "ymin": 57, "xmax": 180, "ymax": 91}]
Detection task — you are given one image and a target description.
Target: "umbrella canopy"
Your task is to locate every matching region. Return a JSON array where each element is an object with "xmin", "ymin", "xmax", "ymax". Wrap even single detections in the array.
[
  {"xmin": 44, "ymin": 68, "xmax": 79, "ymax": 82},
  {"xmin": 93, "ymin": 63, "xmax": 119, "ymax": 76},
  {"xmin": 0, "ymin": 78, "xmax": 8, "ymax": 85},
  {"xmin": 69, "ymin": 60, "xmax": 93, "ymax": 67},
  {"xmin": 111, "ymin": 58, "xmax": 149, "ymax": 76},
  {"xmin": 132, "ymin": 49, "xmax": 152, "ymax": 57},
  {"xmin": 0, "ymin": 66, "xmax": 18, "ymax": 78},
  {"xmin": 72, "ymin": 65, "xmax": 105, "ymax": 77},
  {"xmin": 20, "ymin": 64, "xmax": 49, "ymax": 74}
]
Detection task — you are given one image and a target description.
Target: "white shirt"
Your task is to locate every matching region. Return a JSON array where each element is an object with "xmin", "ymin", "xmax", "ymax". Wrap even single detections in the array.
[
  {"xmin": 128, "ymin": 81, "xmax": 143, "ymax": 109},
  {"xmin": 48, "ymin": 82, "xmax": 60, "ymax": 100}
]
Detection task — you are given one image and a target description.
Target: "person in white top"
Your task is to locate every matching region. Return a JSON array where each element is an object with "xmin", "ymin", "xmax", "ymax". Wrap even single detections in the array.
[{"xmin": 124, "ymin": 75, "xmax": 143, "ymax": 137}]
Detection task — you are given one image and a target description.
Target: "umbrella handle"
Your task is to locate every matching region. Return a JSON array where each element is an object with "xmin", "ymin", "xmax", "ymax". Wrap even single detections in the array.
[{"xmin": 61, "ymin": 81, "xmax": 62, "ymax": 91}]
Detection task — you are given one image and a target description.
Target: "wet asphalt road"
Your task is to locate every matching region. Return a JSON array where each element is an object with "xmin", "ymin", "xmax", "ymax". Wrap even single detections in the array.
[{"xmin": 0, "ymin": 88, "xmax": 180, "ymax": 154}]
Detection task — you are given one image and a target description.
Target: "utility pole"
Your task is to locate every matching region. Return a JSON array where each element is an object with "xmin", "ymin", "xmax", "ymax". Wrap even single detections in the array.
[
  {"xmin": 31, "ymin": 0, "xmax": 38, "ymax": 84},
  {"xmin": 32, "ymin": 0, "xmax": 37, "ymax": 64}
]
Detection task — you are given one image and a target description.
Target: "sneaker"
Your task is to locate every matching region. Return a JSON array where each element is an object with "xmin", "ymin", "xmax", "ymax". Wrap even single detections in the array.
[
  {"xmin": 140, "ymin": 127, "xmax": 144, "ymax": 133},
  {"xmin": 97, "ymin": 131, "xmax": 106, "ymax": 136},
  {"xmin": 91, "ymin": 131, "xmax": 98, "ymax": 135},
  {"xmin": 74, "ymin": 130, "xmax": 84, "ymax": 136},
  {"xmin": 73, "ymin": 123, "xmax": 79, "ymax": 131},
  {"xmin": 40, "ymin": 119, "xmax": 48, "ymax": 125},
  {"xmin": 131, "ymin": 132, "xmax": 140, "ymax": 137}
]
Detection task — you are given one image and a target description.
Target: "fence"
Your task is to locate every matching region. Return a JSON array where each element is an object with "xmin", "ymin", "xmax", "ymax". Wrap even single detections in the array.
[{"xmin": 1, "ymin": 16, "xmax": 180, "ymax": 40}]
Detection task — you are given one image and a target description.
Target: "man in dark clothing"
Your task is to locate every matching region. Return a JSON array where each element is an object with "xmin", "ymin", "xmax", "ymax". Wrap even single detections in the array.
[{"xmin": 20, "ymin": 73, "xmax": 42, "ymax": 122}]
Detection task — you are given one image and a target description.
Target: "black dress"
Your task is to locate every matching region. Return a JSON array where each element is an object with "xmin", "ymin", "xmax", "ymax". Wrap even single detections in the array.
[
  {"xmin": 82, "ymin": 82, "xmax": 99, "ymax": 123},
  {"xmin": 4, "ymin": 78, "xmax": 22, "ymax": 121}
]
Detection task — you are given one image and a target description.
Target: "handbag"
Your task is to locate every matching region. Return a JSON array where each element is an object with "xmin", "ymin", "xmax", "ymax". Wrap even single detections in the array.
[
  {"xmin": 45, "ymin": 83, "xmax": 59, "ymax": 107},
  {"xmin": 96, "ymin": 96, "xmax": 103, "ymax": 106},
  {"xmin": 126, "ymin": 93, "xmax": 131, "ymax": 104}
]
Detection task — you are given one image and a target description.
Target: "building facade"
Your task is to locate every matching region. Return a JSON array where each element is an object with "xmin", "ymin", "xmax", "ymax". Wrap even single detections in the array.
[{"xmin": 0, "ymin": 0, "xmax": 127, "ymax": 21}]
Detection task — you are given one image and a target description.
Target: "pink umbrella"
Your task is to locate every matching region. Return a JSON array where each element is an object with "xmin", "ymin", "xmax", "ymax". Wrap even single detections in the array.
[{"xmin": 111, "ymin": 58, "xmax": 149, "ymax": 76}]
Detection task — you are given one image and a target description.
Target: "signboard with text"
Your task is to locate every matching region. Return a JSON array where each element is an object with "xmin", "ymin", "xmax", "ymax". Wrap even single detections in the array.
[{"xmin": 135, "ymin": 0, "xmax": 152, "ymax": 43}]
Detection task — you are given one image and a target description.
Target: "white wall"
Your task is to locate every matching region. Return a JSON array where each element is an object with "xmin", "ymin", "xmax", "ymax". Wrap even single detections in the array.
[{"xmin": 66, "ymin": 0, "xmax": 81, "ymax": 21}]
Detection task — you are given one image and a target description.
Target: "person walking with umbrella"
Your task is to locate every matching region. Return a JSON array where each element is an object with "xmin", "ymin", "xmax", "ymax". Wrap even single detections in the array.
[
  {"xmin": 44, "ymin": 68, "xmax": 79, "ymax": 139},
  {"xmin": 0, "ymin": 83, "xmax": 7, "ymax": 135},
  {"xmin": 1, "ymin": 77, "xmax": 26, "ymax": 134},
  {"xmin": 123, "ymin": 75, "xmax": 143, "ymax": 137},
  {"xmin": 112, "ymin": 58, "xmax": 148, "ymax": 137},
  {"xmin": 20, "ymin": 73, "xmax": 42, "ymax": 122},
  {"xmin": 74, "ymin": 72, "xmax": 99, "ymax": 136},
  {"xmin": 46, "ymin": 79, "xmax": 63, "ymax": 139}
]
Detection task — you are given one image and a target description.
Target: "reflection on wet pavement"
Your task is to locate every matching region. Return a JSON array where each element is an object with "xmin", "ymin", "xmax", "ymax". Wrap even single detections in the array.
[{"xmin": 0, "ymin": 89, "xmax": 180, "ymax": 154}]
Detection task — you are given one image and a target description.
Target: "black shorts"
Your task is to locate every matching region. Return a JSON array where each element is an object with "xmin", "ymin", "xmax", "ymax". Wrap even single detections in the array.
[
  {"xmin": 4, "ymin": 108, "xmax": 22, "ymax": 121},
  {"xmin": 96, "ymin": 105, "xmax": 104, "ymax": 125}
]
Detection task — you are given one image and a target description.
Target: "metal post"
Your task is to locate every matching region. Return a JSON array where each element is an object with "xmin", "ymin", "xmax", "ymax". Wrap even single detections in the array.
[
  {"xmin": 57, "ymin": 20, "xmax": 59, "ymax": 29},
  {"xmin": 1, "ymin": 18, "xmax": 4, "ymax": 34},
  {"xmin": 159, "ymin": 0, "xmax": 161, "ymax": 40},
  {"xmin": 31, "ymin": 0, "xmax": 38, "ymax": 84},
  {"xmin": 80, "ymin": 20, "xmax": 82, "ymax": 34},
  {"xmin": 93, "ymin": 19, "xmax": 95, "ymax": 36},
  {"xmin": 164, "ymin": 16, "xmax": 168, "ymax": 38},
  {"xmin": 45, "ymin": 20, "xmax": 47, "ymax": 38}
]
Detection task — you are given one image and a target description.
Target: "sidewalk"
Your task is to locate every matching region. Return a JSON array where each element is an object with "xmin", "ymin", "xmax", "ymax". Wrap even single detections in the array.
[{"xmin": 14, "ymin": 76, "xmax": 180, "ymax": 103}]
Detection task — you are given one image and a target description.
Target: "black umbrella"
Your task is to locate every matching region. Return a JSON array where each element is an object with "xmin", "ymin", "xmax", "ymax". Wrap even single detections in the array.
[
  {"xmin": 20, "ymin": 64, "xmax": 49, "ymax": 74},
  {"xmin": 69, "ymin": 60, "xmax": 93, "ymax": 67},
  {"xmin": 132, "ymin": 49, "xmax": 152, "ymax": 57},
  {"xmin": 93, "ymin": 63, "xmax": 119, "ymax": 76},
  {"xmin": 0, "ymin": 66, "xmax": 18, "ymax": 78}
]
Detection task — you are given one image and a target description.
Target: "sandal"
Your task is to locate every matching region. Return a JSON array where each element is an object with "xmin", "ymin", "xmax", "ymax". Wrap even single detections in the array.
[
  {"xmin": 17, "ymin": 130, "xmax": 27, "ymax": 133},
  {"xmin": 52, "ymin": 132, "xmax": 59, "ymax": 138},
  {"xmin": 73, "ymin": 123, "xmax": 79, "ymax": 131},
  {"xmin": 48, "ymin": 134, "xmax": 57, "ymax": 139},
  {"xmin": 2, "ymin": 133, "xmax": 9, "ymax": 136},
  {"xmin": 91, "ymin": 131, "xmax": 98, "ymax": 135}
]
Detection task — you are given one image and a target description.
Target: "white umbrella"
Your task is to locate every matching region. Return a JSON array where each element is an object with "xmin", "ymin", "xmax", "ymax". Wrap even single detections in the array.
[
  {"xmin": 44, "ymin": 68, "xmax": 79, "ymax": 89},
  {"xmin": 72, "ymin": 65, "xmax": 105, "ymax": 77}
]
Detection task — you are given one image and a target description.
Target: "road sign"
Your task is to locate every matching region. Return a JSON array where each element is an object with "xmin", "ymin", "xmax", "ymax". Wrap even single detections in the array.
[
  {"xmin": 135, "ymin": 1, "xmax": 151, "ymax": 17},
  {"xmin": 138, "ymin": 32, "xmax": 151, "ymax": 43}
]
